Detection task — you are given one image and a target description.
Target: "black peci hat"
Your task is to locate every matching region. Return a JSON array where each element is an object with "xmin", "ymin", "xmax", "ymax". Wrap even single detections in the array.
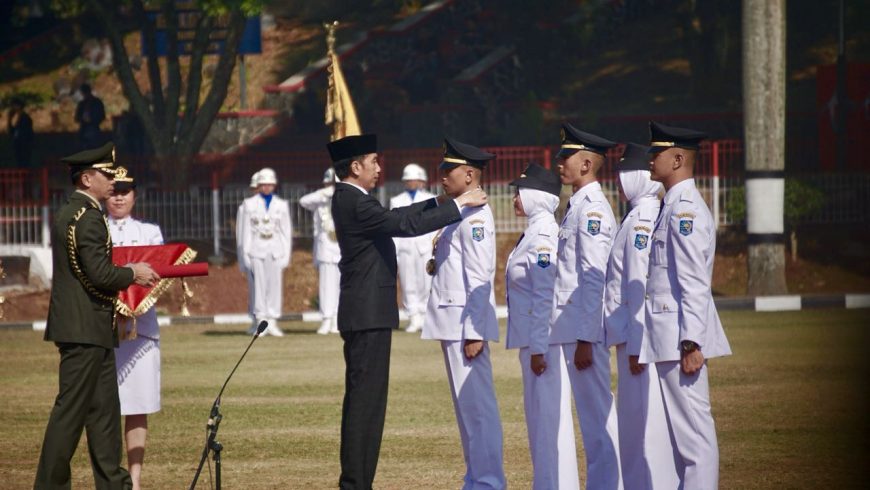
[
  {"xmin": 440, "ymin": 136, "xmax": 495, "ymax": 170},
  {"xmin": 510, "ymin": 163, "xmax": 562, "ymax": 196},
  {"xmin": 617, "ymin": 143, "xmax": 652, "ymax": 172},
  {"xmin": 648, "ymin": 121, "xmax": 707, "ymax": 153},
  {"xmin": 327, "ymin": 134, "xmax": 378, "ymax": 163},
  {"xmin": 557, "ymin": 123, "xmax": 617, "ymax": 158}
]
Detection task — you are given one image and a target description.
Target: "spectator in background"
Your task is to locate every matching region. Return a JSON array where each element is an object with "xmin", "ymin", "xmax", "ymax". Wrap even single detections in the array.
[
  {"xmin": 7, "ymin": 97, "xmax": 33, "ymax": 167},
  {"xmin": 75, "ymin": 83, "xmax": 106, "ymax": 150}
]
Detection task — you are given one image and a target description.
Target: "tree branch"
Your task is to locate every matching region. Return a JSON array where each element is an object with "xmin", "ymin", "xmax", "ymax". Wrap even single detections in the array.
[
  {"xmin": 132, "ymin": 0, "xmax": 165, "ymax": 126},
  {"xmin": 162, "ymin": 0, "xmax": 182, "ymax": 146},
  {"xmin": 178, "ymin": 14, "xmax": 214, "ymax": 141},
  {"xmin": 86, "ymin": 0, "xmax": 160, "ymax": 150},
  {"xmin": 182, "ymin": 10, "xmax": 246, "ymax": 155}
]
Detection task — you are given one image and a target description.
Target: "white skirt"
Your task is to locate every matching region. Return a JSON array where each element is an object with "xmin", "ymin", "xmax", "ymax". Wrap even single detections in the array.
[{"xmin": 115, "ymin": 335, "xmax": 161, "ymax": 416}]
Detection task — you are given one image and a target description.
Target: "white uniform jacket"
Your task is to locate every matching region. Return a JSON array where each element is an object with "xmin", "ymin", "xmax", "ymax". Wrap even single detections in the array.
[
  {"xmin": 299, "ymin": 186, "xmax": 341, "ymax": 264},
  {"xmin": 423, "ymin": 204, "xmax": 498, "ymax": 341},
  {"xmin": 550, "ymin": 182, "xmax": 615, "ymax": 343},
  {"xmin": 505, "ymin": 213, "xmax": 558, "ymax": 355},
  {"xmin": 238, "ymin": 194, "xmax": 292, "ymax": 270},
  {"xmin": 108, "ymin": 215, "xmax": 164, "ymax": 339},
  {"xmin": 639, "ymin": 179, "xmax": 731, "ymax": 363},
  {"xmin": 604, "ymin": 197, "xmax": 659, "ymax": 353},
  {"xmin": 390, "ymin": 189, "xmax": 437, "ymax": 256}
]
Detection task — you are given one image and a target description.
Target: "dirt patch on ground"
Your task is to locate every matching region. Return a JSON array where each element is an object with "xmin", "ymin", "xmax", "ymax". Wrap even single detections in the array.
[{"xmin": 3, "ymin": 226, "xmax": 869, "ymax": 322}]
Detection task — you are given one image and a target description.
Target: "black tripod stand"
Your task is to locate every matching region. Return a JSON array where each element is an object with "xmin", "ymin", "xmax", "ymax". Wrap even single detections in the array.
[{"xmin": 189, "ymin": 321, "xmax": 268, "ymax": 490}]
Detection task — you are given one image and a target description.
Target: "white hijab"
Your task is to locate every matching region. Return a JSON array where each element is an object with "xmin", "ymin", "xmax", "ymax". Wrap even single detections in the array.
[
  {"xmin": 619, "ymin": 170, "xmax": 662, "ymax": 206},
  {"xmin": 519, "ymin": 187, "xmax": 560, "ymax": 219}
]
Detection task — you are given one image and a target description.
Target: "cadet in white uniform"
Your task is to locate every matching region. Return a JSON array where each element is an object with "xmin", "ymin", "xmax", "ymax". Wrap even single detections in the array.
[
  {"xmin": 237, "ymin": 167, "xmax": 292, "ymax": 337},
  {"xmin": 237, "ymin": 170, "xmax": 260, "ymax": 333},
  {"xmin": 603, "ymin": 143, "xmax": 679, "ymax": 489},
  {"xmin": 505, "ymin": 164, "xmax": 580, "ymax": 490},
  {"xmin": 423, "ymin": 137, "xmax": 505, "ymax": 490},
  {"xmin": 551, "ymin": 123, "xmax": 622, "ymax": 489},
  {"xmin": 641, "ymin": 121, "xmax": 732, "ymax": 489},
  {"xmin": 106, "ymin": 168, "xmax": 163, "ymax": 490},
  {"xmin": 390, "ymin": 163, "xmax": 436, "ymax": 333},
  {"xmin": 299, "ymin": 168, "xmax": 342, "ymax": 335}
]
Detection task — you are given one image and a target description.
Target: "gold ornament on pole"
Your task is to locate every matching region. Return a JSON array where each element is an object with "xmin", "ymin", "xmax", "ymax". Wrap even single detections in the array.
[{"xmin": 324, "ymin": 21, "xmax": 362, "ymax": 141}]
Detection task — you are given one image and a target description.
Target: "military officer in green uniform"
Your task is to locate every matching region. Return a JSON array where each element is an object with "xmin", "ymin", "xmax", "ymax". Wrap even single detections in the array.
[{"xmin": 34, "ymin": 142, "xmax": 160, "ymax": 490}]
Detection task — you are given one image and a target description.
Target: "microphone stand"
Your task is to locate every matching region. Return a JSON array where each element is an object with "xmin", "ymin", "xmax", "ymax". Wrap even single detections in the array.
[{"xmin": 189, "ymin": 320, "xmax": 268, "ymax": 490}]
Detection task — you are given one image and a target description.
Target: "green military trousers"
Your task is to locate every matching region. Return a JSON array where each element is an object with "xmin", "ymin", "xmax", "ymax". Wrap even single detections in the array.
[{"xmin": 34, "ymin": 343, "xmax": 131, "ymax": 490}]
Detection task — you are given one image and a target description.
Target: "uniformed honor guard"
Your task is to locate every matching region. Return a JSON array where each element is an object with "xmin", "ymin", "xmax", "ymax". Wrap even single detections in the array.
[
  {"xmin": 237, "ymin": 170, "xmax": 260, "ymax": 332},
  {"xmin": 35, "ymin": 143, "xmax": 160, "ymax": 489},
  {"xmin": 505, "ymin": 164, "xmax": 580, "ymax": 489},
  {"xmin": 551, "ymin": 123, "xmax": 622, "ymax": 489},
  {"xmin": 237, "ymin": 167, "xmax": 292, "ymax": 337},
  {"xmin": 299, "ymin": 168, "xmax": 342, "ymax": 335},
  {"xmin": 423, "ymin": 137, "xmax": 506, "ymax": 490},
  {"xmin": 641, "ymin": 121, "xmax": 732, "ymax": 488},
  {"xmin": 390, "ymin": 163, "xmax": 436, "ymax": 333},
  {"xmin": 106, "ymin": 168, "xmax": 165, "ymax": 490},
  {"xmin": 328, "ymin": 134, "xmax": 488, "ymax": 490},
  {"xmin": 603, "ymin": 143, "xmax": 679, "ymax": 489}
]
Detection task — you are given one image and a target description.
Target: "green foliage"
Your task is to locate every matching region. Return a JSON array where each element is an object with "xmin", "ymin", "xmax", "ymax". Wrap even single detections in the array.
[
  {"xmin": 726, "ymin": 179, "xmax": 826, "ymax": 227},
  {"xmin": 0, "ymin": 90, "xmax": 48, "ymax": 109}
]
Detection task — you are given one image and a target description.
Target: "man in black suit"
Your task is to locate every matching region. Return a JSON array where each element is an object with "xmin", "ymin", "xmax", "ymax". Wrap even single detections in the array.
[{"xmin": 327, "ymin": 134, "xmax": 488, "ymax": 490}]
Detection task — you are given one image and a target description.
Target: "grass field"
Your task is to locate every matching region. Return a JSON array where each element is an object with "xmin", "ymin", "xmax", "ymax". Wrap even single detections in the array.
[{"xmin": 1, "ymin": 309, "xmax": 868, "ymax": 489}]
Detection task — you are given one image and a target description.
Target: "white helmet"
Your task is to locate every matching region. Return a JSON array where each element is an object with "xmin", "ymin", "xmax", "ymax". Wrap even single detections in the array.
[
  {"xmin": 249, "ymin": 170, "xmax": 261, "ymax": 188},
  {"xmin": 257, "ymin": 167, "xmax": 278, "ymax": 185},
  {"xmin": 322, "ymin": 167, "xmax": 336, "ymax": 184},
  {"xmin": 402, "ymin": 163, "xmax": 427, "ymax": 182}
]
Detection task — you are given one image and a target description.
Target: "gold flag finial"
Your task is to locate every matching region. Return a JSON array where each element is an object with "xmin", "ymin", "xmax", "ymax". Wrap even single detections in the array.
[{"xmin": 324, "ymin": 20, "xmax": 361, "ymax": 141}]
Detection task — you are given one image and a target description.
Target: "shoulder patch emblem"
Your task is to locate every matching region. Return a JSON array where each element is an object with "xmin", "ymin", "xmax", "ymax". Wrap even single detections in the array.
[
  {"xmin": 634, "ymin": 233, "xmax": 649, "ymax": 250},
  {"xmin": 679, "ymin": 219, "xmax": 693, "ymax": 236},
  {"xmin": 634, "ymin": 225, "xmax": 651, "ymax": 233},
  {"xmin": 587, "ymin": 211, "xmax": 603, "ymax": 218},
  {"xmin": 587, "ymin": 219, "xmax": 601, "ymax": 235},
  {"xmin": 536, "ymin": 252, "xmax": 551, "ymax": 268},
  {"xmin": 471, "ymin": 226, "xmax": 485, "ymax": 241}
]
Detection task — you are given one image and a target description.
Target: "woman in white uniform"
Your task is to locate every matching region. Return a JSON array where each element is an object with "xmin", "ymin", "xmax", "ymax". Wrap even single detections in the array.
[
  {"xmin": 106, "ymin": 168, "xmax": 163, "ymax": 490},
  {"xmin": 604, "ymin": 143, "xmax": 678, "ymax": 489},
  {"xmin": 505, "ymin": 163, "xmax": 580, "ymax": 489}
]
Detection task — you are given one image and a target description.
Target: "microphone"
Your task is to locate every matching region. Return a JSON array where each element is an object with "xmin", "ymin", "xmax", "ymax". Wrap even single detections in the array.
[{"xmin": 190, "ymin": 318, "xmax": 266, "ymax": 489}]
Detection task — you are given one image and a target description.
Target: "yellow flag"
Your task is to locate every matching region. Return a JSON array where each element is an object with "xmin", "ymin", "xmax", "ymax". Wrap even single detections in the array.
[{"xmin": 325, "ymin": 21, "xmax": 361, "ymax": 141}]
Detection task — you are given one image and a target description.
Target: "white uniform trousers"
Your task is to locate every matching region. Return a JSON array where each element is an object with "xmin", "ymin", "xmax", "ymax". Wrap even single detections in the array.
[
  {"xmin": 250, "ymin": 255, "xmax": 283, "ymax": 321},
  {"xmin": 563, "ymin": 342, "xmax": 622, "ymax": 490},
  {"xmin": 398, "ymin": 250, "xmax": 432, "ymax": 317},
  {"xmin": 244, "ymin": 269, "xmax": 255, "ymax": 320},
  {"xmin": 318, "ymin": 262, "xmax": 340, "ymax": 320},
  {"xmin": 441, "ymin": 340, "xmax": 506, "ymax": 490},
  {"xmin": 657, "ymin": 360, "xmax": 719, "ymax": 489},
  {"xmin": 615, "ymin": 345, "xmax": 679, "ymax": 490},
  {"xmin": 519, "ymin": 345, "xmax": 580, "ymax": 490}
]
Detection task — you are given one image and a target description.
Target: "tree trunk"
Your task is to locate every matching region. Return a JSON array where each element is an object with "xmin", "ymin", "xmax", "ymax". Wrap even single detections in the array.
[{"xmin": 744, "ymin": 0, "xmax": 788, "ymax": 295}]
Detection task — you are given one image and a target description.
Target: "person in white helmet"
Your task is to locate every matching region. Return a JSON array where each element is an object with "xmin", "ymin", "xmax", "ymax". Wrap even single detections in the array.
[
  {"xmin": 389, "ymin": 163, "xmax": 436, "ymax": 333},
  {"xmin": 299, "ymin": 168, "xmax": 342, "ymax": 335},
  {"xmin": 237, "ymin": 167, "xmax": 292, "ymax": 337},
  {"xmin": 237, "ymin": 170, "xmax": 260, "ymax": 333}
]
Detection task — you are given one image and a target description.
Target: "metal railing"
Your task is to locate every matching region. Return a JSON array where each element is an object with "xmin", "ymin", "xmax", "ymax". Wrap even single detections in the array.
[{"xmin": 3, "ymin": 143, "xmax": 869, "ymax": 249}]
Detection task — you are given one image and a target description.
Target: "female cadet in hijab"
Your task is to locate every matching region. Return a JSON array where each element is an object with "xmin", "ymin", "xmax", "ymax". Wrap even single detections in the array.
[
  {"xmin": 603, "ymin": 143, "xmax": 679, "ymax": 489},
  {"xmin": 505, "ymin": 163, "xmax": 580, "ymax": 489}
]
